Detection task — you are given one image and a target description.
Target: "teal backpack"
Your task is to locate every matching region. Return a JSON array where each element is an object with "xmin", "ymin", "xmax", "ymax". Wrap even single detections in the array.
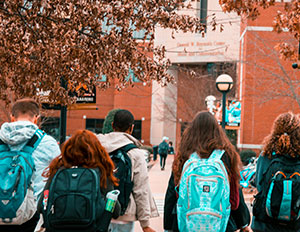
[
  {"xmin": 177, "ymin": 150, "xmax": 230, "ymax": 232},
  {"xmin": 0, "ymin": 129, "xmax": 45, "ymax": 224}
]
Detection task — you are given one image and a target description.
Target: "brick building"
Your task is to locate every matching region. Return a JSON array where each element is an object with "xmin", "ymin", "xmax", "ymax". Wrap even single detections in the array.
[{"xmin": 237, "ymin": 3, "xmax": 300, "ymax": 152}]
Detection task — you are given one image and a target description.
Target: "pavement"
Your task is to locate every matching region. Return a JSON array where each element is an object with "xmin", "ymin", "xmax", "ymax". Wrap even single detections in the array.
[{"xmin": 134, "ymin": 155, "xmax": 256, "ymax": 232}]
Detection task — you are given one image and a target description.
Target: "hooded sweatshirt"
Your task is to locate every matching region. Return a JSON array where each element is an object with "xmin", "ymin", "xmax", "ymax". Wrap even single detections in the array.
[
  {"xmin": 0, "ymin": 121, "xmax": 60, "ymax": 201},
  {"xmin": 97, "ymin": 132, "xmax": 159, "ymax": 228}
]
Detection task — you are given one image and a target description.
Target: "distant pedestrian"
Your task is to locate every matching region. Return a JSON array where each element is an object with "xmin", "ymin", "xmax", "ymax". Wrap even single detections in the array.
[
  {"xmin": 252, "ymin": 112, "xmax": 300, "ymax": 232},
  {"xmin": 173, "ymin": 111, "xmax": 242, "ymax": 232},
  {"xmin": 39, "ymin": 130, "xmax": 120, "ymax": 232},
  {"xmin": 168, "ymin": 141, "xmax": 175, "ymax": 155},
  {"xmin": 158, "ymin": 136, "xmax": 169, "ymax": 170},
  {"xmin": 152, "ymin": 145, "xmax": 158, "ymax": 161},
  {"xmin": 0, "ymin": 98, "xmax": 60, "ymax": 232},
  {"xmin": 97, "ymin": 109, "xmax": 158, "ymax": 232}
]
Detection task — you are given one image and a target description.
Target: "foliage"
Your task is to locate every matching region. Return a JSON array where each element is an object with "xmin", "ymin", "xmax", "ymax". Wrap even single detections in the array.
[
  {"xmin": 0, "ymin": 0, "xmax": 209, "ymax": 105},
  {"xmin": 240, "ymin": 149, "xmax": 257, "ymax": 166},
  {"xmin": 219, "ymin": 0, "xmax": 300, "ymax": 60},
  {"xmin": 102, "ymin": 108, "xmax": 120, "ymax": 134}
]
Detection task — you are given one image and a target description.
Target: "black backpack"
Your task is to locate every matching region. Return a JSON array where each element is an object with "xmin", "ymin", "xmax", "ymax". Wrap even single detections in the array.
[
  {"xmin": 42, "ymin": 167, "xmax": 111, "ymax": 232},
  {"xmin": 253, "ymin": 155, "xmax": 300, "ymax": 229},
  {"xmin": 109, "ymin": 143, "xmax": 137, "ymax": 215}
]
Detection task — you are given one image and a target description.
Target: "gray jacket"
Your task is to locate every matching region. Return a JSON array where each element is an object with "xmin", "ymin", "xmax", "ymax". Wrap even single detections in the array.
[{"xmin": 97, "ymin": 132, "xmax": 159, "ymax": 228}]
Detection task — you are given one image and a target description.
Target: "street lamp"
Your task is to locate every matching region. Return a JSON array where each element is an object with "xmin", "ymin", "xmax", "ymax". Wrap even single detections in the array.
[{"xmin": 216, "ymin": 74, "xmax": 233, "ymax": 129}]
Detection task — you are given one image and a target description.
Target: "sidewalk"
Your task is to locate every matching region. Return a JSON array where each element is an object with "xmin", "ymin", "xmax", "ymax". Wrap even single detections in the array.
[{"xmin": 134, "ymin": 155, "xmax": 175, "ymax": 232}]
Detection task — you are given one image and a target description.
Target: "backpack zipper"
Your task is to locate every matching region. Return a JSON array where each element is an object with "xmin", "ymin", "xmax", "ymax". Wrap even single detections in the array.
[{"xmin": 186, "ymin": 211, "xmax": 222, "ymax": 220}]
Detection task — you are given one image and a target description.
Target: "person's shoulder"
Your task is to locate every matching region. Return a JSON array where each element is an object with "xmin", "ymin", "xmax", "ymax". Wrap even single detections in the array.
[{"xmin": 37, "ymin": 133, "xmax": 60, "ymax": 156}]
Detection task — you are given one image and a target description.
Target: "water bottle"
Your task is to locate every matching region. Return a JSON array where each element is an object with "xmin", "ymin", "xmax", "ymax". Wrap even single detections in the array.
[{"xmin": 105, "ymin": 190, "xmax": 120, "ymax": 212}]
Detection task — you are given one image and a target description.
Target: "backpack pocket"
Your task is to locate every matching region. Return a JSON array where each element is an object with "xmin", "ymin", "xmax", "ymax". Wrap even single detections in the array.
[
  {"xmin": 47, "ymin": 193, "xmax": 94, "ymax": 228},
  {"xmin": 186, "ymin": 207, "xmax": 222, "ymax": 231}
]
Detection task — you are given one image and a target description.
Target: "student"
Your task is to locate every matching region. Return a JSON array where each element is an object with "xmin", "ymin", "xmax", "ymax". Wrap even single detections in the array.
[
  {"xmin": 39, "ymin": 130, "xmax": 121, "ymax": 231},
  {"xmin": 252, "ymin": 112, "xmax": 300, "ymax": 232},
  {"xmin": 0, "ymin": 98, "xmax": 60, "ymax": 232},
  {"xmin": 173, "ymin": 111, "xmax": 243, "ymax": 232},
  {"xmin": 168, "ymin": 141, "xmax": 175, "ymax": 155},
  {"xmin": 97, "ymin": 109, "xmax": 158, "ymax": 232},
  {"xmin": 158, "ymin": 136, "xmax": 169, "ymax": 170}
]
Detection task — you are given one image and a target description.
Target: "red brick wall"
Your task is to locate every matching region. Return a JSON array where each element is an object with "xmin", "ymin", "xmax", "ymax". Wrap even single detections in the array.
[{"xmin": 239, "ymin": 3, "xmax": 299, "ymax": 150}]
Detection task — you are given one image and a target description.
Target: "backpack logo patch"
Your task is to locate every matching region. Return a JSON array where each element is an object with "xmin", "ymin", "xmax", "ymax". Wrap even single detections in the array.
[
  {"xmin": 203, "ymin": 185, "xmax": 210, "ymax": 193},
  {"xmin": 1, "ymin": 200, "xmax": 9, "ymax": 205}
]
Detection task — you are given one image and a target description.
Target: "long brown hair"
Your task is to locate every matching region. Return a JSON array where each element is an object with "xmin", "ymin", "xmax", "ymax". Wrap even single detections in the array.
[
  {"xmin": 262, "ymin": 112, "xmax": 300, "ymax": 159},
  {"xmin": 173, "ymin": 111, "xmax": 241, "ymax": 185},
  {"xmin": 43, "ymin": 129, "xmax": 118, "ymax": 188}
]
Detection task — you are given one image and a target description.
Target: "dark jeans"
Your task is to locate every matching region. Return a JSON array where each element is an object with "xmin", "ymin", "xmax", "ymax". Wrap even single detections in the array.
[
  {"xmin": 160, "ymin": 154, "xmax": 167, "ymax": 169},
  {"xmin": 0, "ymin": 212, "xmax": 40, "ymax": 232}
]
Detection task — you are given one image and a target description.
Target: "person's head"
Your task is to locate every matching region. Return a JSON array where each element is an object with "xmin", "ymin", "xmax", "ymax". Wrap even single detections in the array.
[
  {"xmin": 112, "ymin": 109, "xmax": 134, "ymax": 134},
  {"xmin": 169, "ymin": 141, "xmax": 173, "ymax": 146},
  {"xmin": 11, "ymin": 98, "xmax": 40, "ymax": 124},
  {"xmin": 43, "ymin": 130, "xmax": 118, "ymax": 188},
  {"xmin": 173, "ymin": 110, "xmax": 240, "ymax": 185},
  {"xmin": 162, "ymin": 136, "xmax": 169, "ymax": 142},
  {"xmin": 262, "ymin": 112, "xmax": 300, "ymax": 159}
]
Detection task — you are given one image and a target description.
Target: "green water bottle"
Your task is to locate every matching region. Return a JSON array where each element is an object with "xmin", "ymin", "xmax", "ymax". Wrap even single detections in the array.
[{"xmin": 105, "ymin": 190, "xmax": 120, "ymax": 212}]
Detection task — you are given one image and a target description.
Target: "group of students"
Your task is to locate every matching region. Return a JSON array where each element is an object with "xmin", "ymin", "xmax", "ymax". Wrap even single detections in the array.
[
  {"xmin": 1, "ymin": 98, "xmax": 300, "ymax": 232},
  {"xmin": 0, "ymin": 98, "xmax": 158, "ymax": 232}
]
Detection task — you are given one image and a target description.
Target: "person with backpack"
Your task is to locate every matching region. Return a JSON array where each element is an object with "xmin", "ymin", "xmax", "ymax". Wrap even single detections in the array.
[
  {"xmin": 158, "ymin": 136, "xmax": 169, "ymax": 170},
  {"xmin": 38, "ymin": 129, "xmax": 121, "ymax": 232},
  {"xmin": 252, "ymin": 112, "xmax": 300, "ymax": 232},
  {"xmin": 163, "ymin": 172, "xmax": 251, "ymax": 232},
  {"xmin": 172, "ymin": 111, "xmax": 243, "ymax": 232},
  {"xmin": 0, "ymin": 98, "xmax": 60, "ymax": 232},
  {"xmin": 97, "ymin": 109, "xmax": 159, "ymax": 232}
]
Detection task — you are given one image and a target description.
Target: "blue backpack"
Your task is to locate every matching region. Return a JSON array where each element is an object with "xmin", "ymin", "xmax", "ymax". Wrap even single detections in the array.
[
  {"xmin": 177, "ymin": 150, "xmax": 230, "ymax": 232},
  {"xmin": 0, "ymin": 129, "xmax": 45, "ymax": 224}
]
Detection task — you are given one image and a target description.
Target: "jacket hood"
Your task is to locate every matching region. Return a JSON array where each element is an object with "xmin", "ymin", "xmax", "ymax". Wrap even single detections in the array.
[
  {"xmin": 0, "ymin": 121, "xmax": 38, "ymax": 146},
  {"xmin": 97, "ymin": 132, "xmax": 142, "ymax": 153}
]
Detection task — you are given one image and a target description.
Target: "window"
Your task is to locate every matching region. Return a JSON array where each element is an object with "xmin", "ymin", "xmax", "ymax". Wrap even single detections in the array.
[
  {"xmin": 86, "ymin": 118, "xmax": 105, "ymax": 134},
  {"xmin": 132, "ymin": 120, "xmax": 142, "ymax": 140},
  {"xmin": 40, "ymin": 117, "xmax": 60, "ymax": 141},
  {"xmin": 199, "ymin": 0, "xmax": 208, "ymax": 28}
]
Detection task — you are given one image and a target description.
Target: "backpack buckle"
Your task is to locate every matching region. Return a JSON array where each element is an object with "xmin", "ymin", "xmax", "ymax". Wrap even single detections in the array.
[{"xmin": 11, "ymin": 155, "xmax": 19, "ymax": 167}]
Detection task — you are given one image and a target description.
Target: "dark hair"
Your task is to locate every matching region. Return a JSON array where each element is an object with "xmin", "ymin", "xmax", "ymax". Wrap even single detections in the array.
[
  {"xmin": 262, "ymin": 112, "xmax": 300, "ymax": 159},
  {"xmin": 12, "ymin": 98, "xmax": 39, "ymax": 119},
  {"xmin": 43, "ymin": 130, "xmax": 118, "ymax": 188},
  {"xmin": 112, "ymin": 109, "xmax": 134, "ymax": 132},
  {"xmin": 173, "ymin": 111, "xmax": 241, "ymax": 185},
  {"xmin": 169, "ymin": 141, "xmax": 173, "ymax": 146}
]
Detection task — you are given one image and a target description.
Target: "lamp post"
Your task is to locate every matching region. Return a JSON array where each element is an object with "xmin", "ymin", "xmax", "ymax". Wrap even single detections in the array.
[{"xmin": 216, "ymin": 74, "xmax": 233, "ymax": 129}]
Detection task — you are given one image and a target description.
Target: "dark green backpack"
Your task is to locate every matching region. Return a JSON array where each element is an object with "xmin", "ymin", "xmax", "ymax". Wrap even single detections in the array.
[{"xmin": 43, "ymin": 167, "xmax": 111, "ymax": 232}]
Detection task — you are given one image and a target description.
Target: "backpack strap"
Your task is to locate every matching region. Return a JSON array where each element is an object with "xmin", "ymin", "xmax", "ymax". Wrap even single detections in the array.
[
  {"xmin": 121, "ymin": 143, "xmax": 138, "ymax": 153},
  {"xmin": 0, "ymin": 139, "xmax": 9, "ymax": 152},
  {"xmin": 21, "ymin": 129, "xmax": 45, "ymax": 154},
  {"xmin": 209, "ymin": 149, "xmax": 225, "ymax": 160}
]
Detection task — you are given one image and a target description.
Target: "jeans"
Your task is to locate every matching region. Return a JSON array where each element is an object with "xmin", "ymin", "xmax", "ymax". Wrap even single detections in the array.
[
  {"xmin": 108, "ymin": 222, "xmax": 134, "ymax": 232},
  {"xmin": 160, "ymin": 154, "xmax": 167, "ymax": 169}
]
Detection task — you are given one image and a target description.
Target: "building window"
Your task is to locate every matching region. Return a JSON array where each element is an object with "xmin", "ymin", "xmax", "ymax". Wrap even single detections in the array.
[
  {"xmin": 132, "ymin": 120, "xmax": 142, "ymax": 140},
  {"xmin": 40, "ymin": 117, "xmax": 60, "ymax": 141},
  {"xmin": 86, "ymin": 118, "xmax": 105, "ymax": 134},
  {"xmin": 199, "ymin": 0, "xmax": 208, "ymax": 28}
]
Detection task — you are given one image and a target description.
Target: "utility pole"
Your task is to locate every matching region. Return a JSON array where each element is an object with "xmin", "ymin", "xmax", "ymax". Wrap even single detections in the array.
[{"xmin": 59, "ymin": 77, "xmax": 67, "ymax": 145}]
